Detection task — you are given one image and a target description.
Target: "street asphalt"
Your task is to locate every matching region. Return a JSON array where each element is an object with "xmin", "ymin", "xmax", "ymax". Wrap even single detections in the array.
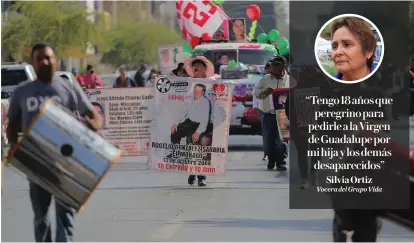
[{"xmin": 2, "ymin": 135, "xmax": 413, "ymax": 242}]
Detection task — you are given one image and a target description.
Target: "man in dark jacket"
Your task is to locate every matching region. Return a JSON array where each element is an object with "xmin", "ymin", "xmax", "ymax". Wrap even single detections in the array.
[
  {"xmin": 113, "ymin": 65, "xmax": 136, "ymax": 88},
  {"xmin": 134, "ymin": 64, "xmax": 148, "ymax": 87}
]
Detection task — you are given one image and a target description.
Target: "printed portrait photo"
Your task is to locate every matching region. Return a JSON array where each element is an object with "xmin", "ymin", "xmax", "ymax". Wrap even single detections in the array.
[
  {"xmin": 314, "ymin": 14, "xmax": 384, "ymax": 84},
  {"xmin": 92, "ymin": 101, "xmax": 105, "ymax": 129},
  {"xmin": 171, "ymin": 83, "xmax": 214, "ymax": 161},
  {"xmin": 229, "ymin": 18, "xmax": 246, "ymax": 42},
  {"xmin": 159, "ymin": 48, "xmax": 171, "ymax": 66}
]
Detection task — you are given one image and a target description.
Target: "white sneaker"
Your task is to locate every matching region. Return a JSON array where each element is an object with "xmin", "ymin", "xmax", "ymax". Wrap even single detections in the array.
[{"xmin": 198, "ymin": 179, "xmax": 207, "ymax": 187}]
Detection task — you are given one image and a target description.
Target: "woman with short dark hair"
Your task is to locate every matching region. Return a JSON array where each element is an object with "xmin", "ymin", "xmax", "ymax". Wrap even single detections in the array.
[{"xmin": 330, "ymin": 17, "xmax": 377, "ymax": 81}]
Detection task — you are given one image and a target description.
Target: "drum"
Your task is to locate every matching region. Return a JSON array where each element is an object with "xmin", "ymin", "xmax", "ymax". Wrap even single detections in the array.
[{"xmin": 5, "ymin": 98, "xmax": 122, "ymax": 213}]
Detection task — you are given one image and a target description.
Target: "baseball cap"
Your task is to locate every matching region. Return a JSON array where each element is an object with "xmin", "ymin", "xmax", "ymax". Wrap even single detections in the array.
[{"xmin": 269, "ymin": 55, "xmax": 287, "ymax": 66}]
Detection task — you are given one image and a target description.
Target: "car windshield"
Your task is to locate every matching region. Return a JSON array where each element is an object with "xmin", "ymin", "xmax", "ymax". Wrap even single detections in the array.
[
  {"xmin": 238, "ymin": 49, "xmax": 275, "ymax": 65},
  {"xmin": 1, "ymin": 68, "xmax": 28, "ymax": 86},
  {"xmin": 195, "ymin": 49, "xmax": 275, "ymax": 72}
]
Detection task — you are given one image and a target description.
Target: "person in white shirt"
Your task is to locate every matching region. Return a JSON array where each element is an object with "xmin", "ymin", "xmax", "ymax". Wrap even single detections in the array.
[
  {"xmin": 253, "ymin": 63, "xmax": 271, "ymax": 161},
  {"xmin": 254, "ymin": 56, "xmax": 296, "ymax": 171}
]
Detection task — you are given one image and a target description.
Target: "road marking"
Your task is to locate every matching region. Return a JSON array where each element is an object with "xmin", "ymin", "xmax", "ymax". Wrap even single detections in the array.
[{"xmin": 151, "ymin": 211, "xmax": 186, "ymax": 241}]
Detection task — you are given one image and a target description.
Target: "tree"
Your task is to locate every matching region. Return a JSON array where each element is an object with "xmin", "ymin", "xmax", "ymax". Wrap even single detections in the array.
[
  {"xmin": 1, "ymin": 1, "xmax": 108, "ymax": 60},
  {"xmin": 101, "ymin": 19, "xmax": 182, "ymax": 67}
]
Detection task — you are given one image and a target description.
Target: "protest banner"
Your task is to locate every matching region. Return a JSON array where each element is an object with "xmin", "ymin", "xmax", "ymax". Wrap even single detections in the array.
[
  {"xmin": 273, "ymin": 88, "xmax": 290, "ymax": 141},
  {"xmin": 148, "ymin": 76, "xmax": 232, "ymax": 176},
  {"xmin": 86, "ymin": 87, "xmax": 154, "ymax": 156}
]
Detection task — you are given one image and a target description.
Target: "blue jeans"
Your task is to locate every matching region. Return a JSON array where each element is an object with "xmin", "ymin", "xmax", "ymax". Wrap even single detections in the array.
[
  {"xmin": 262, "ymin": 113, "xmax": 286, "ymax": 165},
  {"xmin": 29, "ymin": 182, "xmax": 74, "ymax": 242}
]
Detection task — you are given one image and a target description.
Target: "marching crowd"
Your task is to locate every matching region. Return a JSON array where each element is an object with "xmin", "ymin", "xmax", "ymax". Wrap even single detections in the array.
[
  {"xmin": 5, "ymin": 40, "xmax": 296, "ymax": 242},
  {"xmin": 69, "ymin": 64, "xmax": 160, "ymax": 89},
  {"xmin": 4, "ymin": 28, "xmax": 414, "ymax": 241}
]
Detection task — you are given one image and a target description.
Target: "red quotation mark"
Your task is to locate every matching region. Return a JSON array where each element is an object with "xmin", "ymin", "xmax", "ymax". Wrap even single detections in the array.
[{"xmin": 183, "ymin": 1, "xmax": 218, "ymax": 28}]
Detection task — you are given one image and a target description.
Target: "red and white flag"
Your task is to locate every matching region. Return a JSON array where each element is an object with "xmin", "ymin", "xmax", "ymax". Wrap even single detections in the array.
[{"xmin": 176, "ymin": 0, "xmax": 225, "ymax": 43}]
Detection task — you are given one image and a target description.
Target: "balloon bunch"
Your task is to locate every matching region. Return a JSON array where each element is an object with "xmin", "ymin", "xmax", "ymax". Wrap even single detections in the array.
[
  {"xmin": 248, "ymin": 20, "xmax": 257, "ymax": 40},
  {"xmin": 246, "ymin": 4, "xmax": 260, "ymax": 39},
  {"xmin": 257, "ymin": 29, "xmax": 279, "ymax": 44},
  {"xmin": 256, "ymin": 29, "xmax": 289, "ymax": 56},
  {"xmin": 244, "ymin": 4, "xmax": 289, "ymax": 55},
  {"xmin": 276, "ymin": 38, "xmax": 289, "ymax": 55}
]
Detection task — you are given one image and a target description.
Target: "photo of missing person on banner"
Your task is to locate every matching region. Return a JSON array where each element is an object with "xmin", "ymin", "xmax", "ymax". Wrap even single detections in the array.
[
  {"xmin": 273, "ymin": 88, "xmax": 289, "ymax": 141},
  {"xmin": 149, "ymin": 77, "xmax": 231, "ymax": 177},
  {"xmin": 91, "ymin": 102, "xmax": 105, "ymax": 129},
  {"xmin": 168, "ymin": 83, "xmax": 213, "ymax": 160},
  {"xmin": 229, "ymin": 18, "xmax": 246, "ymax": 42}
]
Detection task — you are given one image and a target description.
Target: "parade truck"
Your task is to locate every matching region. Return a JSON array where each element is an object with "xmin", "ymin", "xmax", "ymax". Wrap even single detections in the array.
[
  {"xmin": 215, "ymin": 62, "xmax": 266, "ymax": 135},
  {"xmin": 193, "ymin": 41, "xmax": 277, "ymax": 135},
  {"xmin": 1, "ymin": 62, "xmax": 37, "ymax": 158},
  {"xmin": 192, "ymin": 41, "xmax": 277, "ymax": 67}
]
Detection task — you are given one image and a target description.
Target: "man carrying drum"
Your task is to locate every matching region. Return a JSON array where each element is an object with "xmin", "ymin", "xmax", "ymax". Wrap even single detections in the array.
[{"xmin": 6, "ymin": 42, "xmax": 103, "ymax": 242}]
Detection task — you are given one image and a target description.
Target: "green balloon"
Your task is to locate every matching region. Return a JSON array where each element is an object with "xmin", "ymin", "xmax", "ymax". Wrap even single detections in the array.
[
  {"xmin": 228, "ymin": 60, "xmax": 237, "ymax": 68},
  {"xmin": 279, "ymin": 47, "xmax": 289, "ymax": 56},
  {"xmin": 276, "ymin": 38, "xmax": 289, "ymax": 50},
  {"xmin": 257, "ymin": 33, "xmax": 269, "ymax": 44},
  {"xmin": 214, "ymin": 0, "xmax": 224, "ymax": 4},
  {"xmin": 183, "ymin": 42, "xmax": 192, "ymax": 54},
  {"xmin": 268, "ymin": 29, "xmax": 280, "ymax": 41}
]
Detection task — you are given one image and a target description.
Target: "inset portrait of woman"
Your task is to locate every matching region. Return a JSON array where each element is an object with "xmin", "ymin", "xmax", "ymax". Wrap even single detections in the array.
[
  {"xmin": 92, "ymin": 102, "xmax": 105, "ymax": 129},
  {"xmin": 229, "ymin": 18, "xmax": 246, "ymax": 42},
  {"xmin": 314, "ymin": 14, "xmax": 384, "ymax": 84}
]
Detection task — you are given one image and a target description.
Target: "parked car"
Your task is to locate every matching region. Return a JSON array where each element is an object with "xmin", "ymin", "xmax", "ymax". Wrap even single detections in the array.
[
  {"xmin": 382, "ymin": 123, "xmax": 414, "ymax": 230},
  {"xmin": 1, "ymin": 63, "xmax": 36, "ymax": 156},
  {"xmin": 1, "ymin": 63, "xmax": 36, "ymax": 96}
]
